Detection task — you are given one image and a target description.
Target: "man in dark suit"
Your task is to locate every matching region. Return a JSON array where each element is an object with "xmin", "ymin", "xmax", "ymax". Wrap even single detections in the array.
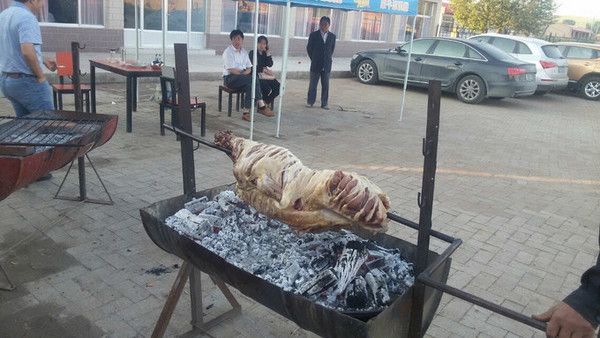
[{"xmin": 306, "ymin": 16, "xmax": 336, "ymax": 110}]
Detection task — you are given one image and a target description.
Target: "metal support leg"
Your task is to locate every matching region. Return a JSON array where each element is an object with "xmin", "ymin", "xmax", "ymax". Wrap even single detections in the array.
[
  {"xmin": 126, "ymin": 75, "xmax": 133, "ymax": 133},
  {"xmin": 159, "ymin": 104, "xmax": 165, "ymax": 136},
  {"xmin": 189, "ymin": 266, "xmax": 241, "ymax": 333},
  {"xmin": 54, "ymin": 153, "xmax": 113, "ymax": 205},
  {"xmin": 150, "ymin": 262, "xmax": 241, "ymax": 338},
  {"xmin": 200, "ymin": 106, "xmax": 206, "ymax": 137},
  {"xmin": 227, "ymin": 93, "xmax": 233, "ymax": 117},
  {"xmin": 0, "ymin": 262, "xmax": 15, "ymax": 291},
  {"xmin": 218, "ymin": 88, "xmax": 223, "ymax": 112}
]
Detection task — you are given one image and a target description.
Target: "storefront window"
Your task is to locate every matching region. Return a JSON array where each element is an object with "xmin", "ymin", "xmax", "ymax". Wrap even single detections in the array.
[
  {"xmin": 81, "ymin": 0, "xmax": 103, "ymax": 25},
  {"xmin": 352, "ymin": 12, "xmax": 391, "ymax": 41},
  {"xmin": 221, "ymin": 1, "xmax": 283, "ymax": 35},
  {"xmin": 124, "ymin": 0, "xmax": 137, "ymax": 29},
  {"xmin": 144, "ymin": 0, "xmax": 162, "ymax": 30},
  {"xmin": 167, "ymin": 0, "xmax": 187, "ymax": 32},
  {"xmin": 191, "ymin": 0, "xmax": 205, "ymax": 32},
  {"xmin": 0, "ymin": 0, "xmax": 105, "ymax": 25},
  {"xmin": 294, "ymin": 8, "xmax": 341, "ymax": 37}
]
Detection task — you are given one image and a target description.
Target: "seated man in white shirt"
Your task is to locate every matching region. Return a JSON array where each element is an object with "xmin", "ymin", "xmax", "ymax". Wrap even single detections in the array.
[{"xmin": 223, "ymin": 29, "xmax": 274, "ymax": 121}]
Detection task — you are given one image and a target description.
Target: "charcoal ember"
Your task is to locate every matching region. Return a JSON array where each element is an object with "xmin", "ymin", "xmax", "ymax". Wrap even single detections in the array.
[
  {"xmin": 284, "ymin": 262, "xmax": 301, "ymax": 282},
  {"xmin": 344, "ymin": 276, "xmax": 372, "ymax": 309},
  {"xmin": 184, "ymin": 196, "xmax": 209, "ymax": 214},
  {"xmin": 166, "ymin": 190, "xmax": 414, "ymax": 313},
  {"xmin": 365, "ymin": 269, "xmax": 391, "ymax": 305},
  {"xmin": 310, "ymin": 252, "xmax": 336, "ymax": 272},
  {"xmin": 332, "ymin": 241, "xmax": 369, "ymax": 297},
  {"xmin": 298, "ymin": 269, "xmax": 338, "ymax": 296}
]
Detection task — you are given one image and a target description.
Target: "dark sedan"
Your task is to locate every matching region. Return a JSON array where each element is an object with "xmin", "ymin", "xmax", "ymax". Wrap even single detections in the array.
[{"xmin": 350, "ymin": 38, "xmax": 537, "ymax": 104}]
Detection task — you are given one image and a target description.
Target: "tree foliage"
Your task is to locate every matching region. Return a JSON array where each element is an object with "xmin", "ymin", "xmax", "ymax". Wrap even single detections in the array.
[
  {"xmin": 562, "ymin": 19, "xmax": 576, "ymax": 25},
  {"xmin": 586, "ymin": 21, "xmax": 600, "ymax": 34},
  {"xmin": 450, "ymin": 0, "xmax": 557, "ymax": 36}
]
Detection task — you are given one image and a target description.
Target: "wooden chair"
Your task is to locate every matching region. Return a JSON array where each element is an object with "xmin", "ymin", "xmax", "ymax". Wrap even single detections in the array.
[
  {"xmin": 218, "ymin": 85, "xmax": 245, "ymax": 117},
  {"xmin": 159, "ymin": 67, "xmax": 206, "ymax": 137},
  {"xmin": 52, "ymin": 51, "xmax": 92, "ymax": 112}
]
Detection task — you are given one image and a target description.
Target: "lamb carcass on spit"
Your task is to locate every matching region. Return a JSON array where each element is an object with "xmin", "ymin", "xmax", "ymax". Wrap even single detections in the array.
[{"xmin": 214, "ymin": 131, "xmax": 390, "ymax": 232}]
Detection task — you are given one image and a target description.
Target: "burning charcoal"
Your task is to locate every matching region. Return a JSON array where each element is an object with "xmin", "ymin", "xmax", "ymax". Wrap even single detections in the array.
[
  {"xmin": 365, "ymin": 270, "xmax": 391, "ymax": 306},
  {"xmin": 284, "ymin": 262, "xmax": 301, "ymax": 283},
  {"xmin": 345, "ymin": 276, "xmax": 372, "ymax": 309},
  {"xmin": 184, "ymin": 196, "xmax": 209, "ymax": 214},
  {"xmin": 298, "ymin": 269, "xmax": 338, "ymax": 296},
  {"xmin": 332, "ymin": 241, "xmax": 369, "ymax": 297},
  {"xmin": 310, "ymin": 253, "xmax": 336, "ymax": 272}
]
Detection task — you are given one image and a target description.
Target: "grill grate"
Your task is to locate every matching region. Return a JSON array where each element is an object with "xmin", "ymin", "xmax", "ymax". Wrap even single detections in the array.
[{"xmin": 0, "ymin": 113, "xmax": 104, "ymax": 147}]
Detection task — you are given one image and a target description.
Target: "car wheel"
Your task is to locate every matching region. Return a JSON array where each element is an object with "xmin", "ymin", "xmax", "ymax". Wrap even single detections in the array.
[
  {"xmin": 456, "ymin": 75, "xmax": 486, "ymax": 104},
  {"xmin": 579, "ymin": 76, "xmax": 600, "ymax": 100},
  {"xmin": 357, "ymin": 60, "xmax": 378, "ymax": 85}
]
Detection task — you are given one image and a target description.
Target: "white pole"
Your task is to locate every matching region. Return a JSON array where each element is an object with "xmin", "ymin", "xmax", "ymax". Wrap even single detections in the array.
[
  {"xmin": 163, "ymin": 0, "xmax": 167, "ymax": 65},
  {"xmin": 399, "ymin": 15, "xmax": 416, "ymax": 122},
  {"xmin": 275, "ymin": 0, "xmax": 291, "ymax": 138},
  {"xmin": 135, "ymin": 0, "xmax": 139, "ymax": 61},
  {"xmin": 249, "ymin": 0, "xmax": 260, "ymax": 140}
]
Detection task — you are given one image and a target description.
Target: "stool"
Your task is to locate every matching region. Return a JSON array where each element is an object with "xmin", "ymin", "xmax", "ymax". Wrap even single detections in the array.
[{"xmin": 218, "ymin": 85, "xmax": 245, "ymax": 117}]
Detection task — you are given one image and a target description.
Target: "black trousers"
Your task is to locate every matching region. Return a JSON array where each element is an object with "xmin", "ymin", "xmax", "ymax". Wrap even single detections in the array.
[
  {"xmin": 307, "ymin": 70, "xmax": 330, "ymax": 107},
  {"xmin": 259, "ymin": 79, "xmax": 280, "ymax": 104},
  {"xmin": 224, "ymin": 73, "xmax": 262, "ymax": 109}
]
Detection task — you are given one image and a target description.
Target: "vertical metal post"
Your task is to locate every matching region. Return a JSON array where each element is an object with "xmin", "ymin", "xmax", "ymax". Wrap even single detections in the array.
[
  {"xmin": 275, "ymin": 0, "xmax": 291, "ymax": 138},
  {"xmin": 135, "ymin": 0, "xmax": 140, "ymax": 62},
  {"xmin": 163, "ymin": 0, "xmax": 167, "ymax": 65},
  {"xmin": 249, "ymin": 0, "xmax": 259, "ymax": 140},
  {"xmin": 174, "ymin": 43, "xmax": 196, "ymax": 198},
  {"xmin": 71, "ymin": 42, "xmax": 87, "ymax": 201},
  {"xmin": 408, "ymin": 80, "xmax": 441, "ymax": 337}
]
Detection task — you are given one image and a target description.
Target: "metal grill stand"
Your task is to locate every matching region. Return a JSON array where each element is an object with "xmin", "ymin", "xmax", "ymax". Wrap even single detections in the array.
[
  {"xmin": 151, "ymin": 44, "xmax": 549, "ymax": 337},
  {"xmin": 54, "ymin": 42, "xmax": 113, "ymax": 205}
]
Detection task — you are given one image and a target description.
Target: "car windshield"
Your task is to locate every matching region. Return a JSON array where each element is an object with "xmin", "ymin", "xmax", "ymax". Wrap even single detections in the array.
[
  {"xmin": 542, "ymin": 45, "xmax": 564, "ymax": 59},
  {"xmin": 472, "ymin": 41, "xmax": 521, "ymax": 63}
]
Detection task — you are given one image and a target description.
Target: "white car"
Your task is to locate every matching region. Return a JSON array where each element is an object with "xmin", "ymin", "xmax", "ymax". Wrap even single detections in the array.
[{"xmin": 469, "ymin": 33, "xmax": 569, "ymax": 94}]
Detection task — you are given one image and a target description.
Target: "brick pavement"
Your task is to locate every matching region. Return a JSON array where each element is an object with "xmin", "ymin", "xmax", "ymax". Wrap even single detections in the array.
[{"xmin": 0, "ymin": 78, "xmax": 599, "ymax": 338}]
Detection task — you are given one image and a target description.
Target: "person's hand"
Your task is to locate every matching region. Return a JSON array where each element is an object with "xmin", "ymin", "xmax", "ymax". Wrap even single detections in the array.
[
  {"xmin": 37, "ymin": 76, "xmax": 47, "ymax": 83},
  {"xmin": 43, "ymin": 58, "xmax": 57, "ymax": 72},
  {"xmin": 264, "ymin": 68, "xmax": 273, "ymax": 76},
  {"xmin": 533, "ymin": 302, "xmax": 597, "ymax": 338},
  {"xmin": 243, "ymin": 68, "xmax": 252, "ymax": 75}
]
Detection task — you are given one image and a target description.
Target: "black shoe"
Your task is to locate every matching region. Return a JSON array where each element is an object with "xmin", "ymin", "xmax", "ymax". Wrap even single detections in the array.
[
  {"xmin": 321, "ymin": 105, "xmax": 330, "ymax": 110},
  {"xmin": 36, "ymin": 173, "xmax": 52, "ymax": 182}
]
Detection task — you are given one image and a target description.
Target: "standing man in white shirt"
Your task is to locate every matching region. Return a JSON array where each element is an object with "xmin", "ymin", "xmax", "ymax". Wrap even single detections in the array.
[{"xmin": 223, "ymin": 29, "xmax": 274, "ymax": 122}]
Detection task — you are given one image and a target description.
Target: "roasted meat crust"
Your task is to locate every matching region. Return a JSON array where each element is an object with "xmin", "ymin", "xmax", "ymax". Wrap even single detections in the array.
[{"xmin": 215, "ymin": 131, "xmax": 390, "ymax": 232}]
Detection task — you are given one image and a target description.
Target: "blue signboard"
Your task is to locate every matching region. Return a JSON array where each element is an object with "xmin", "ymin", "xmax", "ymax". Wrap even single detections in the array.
[{"xmin": 249, "ymin": 0, "xmax": 418, "ymax": 15}]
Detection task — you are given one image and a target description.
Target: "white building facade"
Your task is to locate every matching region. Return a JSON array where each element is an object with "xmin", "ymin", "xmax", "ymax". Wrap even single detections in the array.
[{"xmin": 0, "ymin": 0, "xmax": 443, "ymax": 56}]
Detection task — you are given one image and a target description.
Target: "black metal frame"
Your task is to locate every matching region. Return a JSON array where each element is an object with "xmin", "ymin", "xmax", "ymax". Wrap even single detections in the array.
[{"xmin": 160, "ymin": 44, "xmax": 548, "ymax": 337}]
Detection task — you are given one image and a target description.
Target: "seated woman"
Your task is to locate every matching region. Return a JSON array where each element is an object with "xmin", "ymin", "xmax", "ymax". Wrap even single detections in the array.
[
  {"xmin": 223, "ymin": 30, "xmax": 274, "ymax": 121},
  {"xmin": 249, "ymin": 36, "xmax": 280, "ymax": 106}
]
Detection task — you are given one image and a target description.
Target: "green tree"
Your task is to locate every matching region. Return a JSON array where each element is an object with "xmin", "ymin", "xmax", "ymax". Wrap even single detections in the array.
[
  {"xmin": 562, "ymin": 19, "xmax": 576, "ymax": 25},
  {"xmin": 450, "ymin": 0, "xmax": 557, "ymax": 36}
]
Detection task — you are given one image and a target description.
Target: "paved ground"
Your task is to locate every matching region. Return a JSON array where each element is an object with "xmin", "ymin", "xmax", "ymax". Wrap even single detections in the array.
[{"xmin": 0, "ymin": 78, "xmax": 599, "ymax": 338}]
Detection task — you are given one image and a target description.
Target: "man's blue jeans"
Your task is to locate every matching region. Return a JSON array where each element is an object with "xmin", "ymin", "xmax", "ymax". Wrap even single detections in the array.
[{"xmin": 0, "ymin": 74, "xmax": 54, "ymax": 117}]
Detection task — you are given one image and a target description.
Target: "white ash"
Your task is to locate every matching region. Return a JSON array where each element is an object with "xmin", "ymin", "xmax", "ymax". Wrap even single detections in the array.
[{"xmin": 166, "ymin": 191, "xmax": 414, "ymax": 313}]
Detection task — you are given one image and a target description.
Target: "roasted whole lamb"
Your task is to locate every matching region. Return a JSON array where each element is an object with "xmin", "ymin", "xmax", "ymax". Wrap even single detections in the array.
[{"xmin": 214, "ymin": 131, "xmax": 390, "ymax": 232}]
